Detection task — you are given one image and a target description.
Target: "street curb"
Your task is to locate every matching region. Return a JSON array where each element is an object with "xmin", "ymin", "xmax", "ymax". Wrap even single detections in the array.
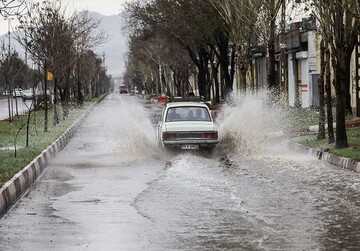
[
  {"xmin": 290, "ymin": 142, "xmax": 360, "ymax": 173},
  {"xmin": 0, "ymin": 95, "xmax": 106, "ymax": 218}
]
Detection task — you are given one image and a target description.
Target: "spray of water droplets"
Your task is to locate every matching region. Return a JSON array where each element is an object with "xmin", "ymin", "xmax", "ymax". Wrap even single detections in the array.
[
  {"xmin": 113, "ymin": 95, "xmax": 161, "ymax": 163},
  {"xmin": 216, "ymin": 90, "xmax": 288, "ymax": 156}
]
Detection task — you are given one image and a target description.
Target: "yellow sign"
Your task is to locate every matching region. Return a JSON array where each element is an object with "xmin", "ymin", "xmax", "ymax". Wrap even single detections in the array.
[{"xmin": 47, "ymin": 71, "xmax": 53, "ymax": 81}]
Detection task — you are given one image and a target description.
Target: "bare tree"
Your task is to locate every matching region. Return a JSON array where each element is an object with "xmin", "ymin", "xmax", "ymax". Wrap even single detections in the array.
[
  {"xmin": 75, "ymin": 49, "xmax": 107, "ymax": 101},
  {"xmin": 16, "ymin": 0, "xmax": 106, "ymax": 130},
  {"xmin": 0, "ymin": 0, "xmax": 25, "ymax": 17},
  {"xmin": 124, "ymin": 0, "xmax": 230, "ymax": 102},
  {"xmin": 210, "ymin": 0, "xmax": 262, "ymax": 93},
  {"xmin": 0, "ymin": 44, "xmax": 29, "ymax": 121},
  {"xmin": 259, "ymin": 0, "xmax": 283, "ymax": 91},
  {"xmin": 309, "ymin": 0, "xmax": 359, "ymax": 148}
]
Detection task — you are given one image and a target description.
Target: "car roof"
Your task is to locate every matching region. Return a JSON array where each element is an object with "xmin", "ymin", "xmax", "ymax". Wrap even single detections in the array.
[{"xmin": 165, "ymin": 102, "xmax": 209, "ymax": 109}]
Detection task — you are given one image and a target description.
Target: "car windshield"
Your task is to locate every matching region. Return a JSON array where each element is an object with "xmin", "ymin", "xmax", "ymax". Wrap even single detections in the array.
[{"xmin": 165, "ymin": 106, "xmax": 211, "ymax": 122}]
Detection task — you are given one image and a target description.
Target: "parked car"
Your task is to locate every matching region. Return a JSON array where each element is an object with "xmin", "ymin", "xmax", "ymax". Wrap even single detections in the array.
[
  {"xmin": 12, "ymin": 88, "xmax": 23, "ymax": 98},
  {"xmin": 157, "ymin": 96, "xmax": 219, "ymax": 152},
  {"xmin": 22, "ymin": 89, "xmax": 35, "ymax": 101}
]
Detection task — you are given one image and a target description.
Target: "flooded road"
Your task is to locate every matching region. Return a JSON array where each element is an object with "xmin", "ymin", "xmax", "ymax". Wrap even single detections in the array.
[{"xmin": 1, "ymin": 93, "xmax": 360, "ymax": 250}]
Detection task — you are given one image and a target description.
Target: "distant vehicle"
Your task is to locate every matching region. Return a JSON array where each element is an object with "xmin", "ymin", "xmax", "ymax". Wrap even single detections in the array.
[
  {"xmin": 22, "ymin": 89, "xmax": 35, "ymax": 101},
  {"xmin": 157, "ymin": 96, "xmax": 218, "ymax": 152},
  {"xmin": 119, "ymin": 84, "xmax": 128, "ymax": 94},
  {"xmin": 12, "ymin": 88, "xmax": 23, "ymax": 98}
]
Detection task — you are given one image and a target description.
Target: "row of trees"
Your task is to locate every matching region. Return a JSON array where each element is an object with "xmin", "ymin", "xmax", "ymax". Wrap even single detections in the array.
[
  {"xmin": 122, "ymin": 0, "xmax": 360, "ymax": 149},
  {"xmin": 0, "ymin": 0, "xmax": 110, "ymax": 131}
]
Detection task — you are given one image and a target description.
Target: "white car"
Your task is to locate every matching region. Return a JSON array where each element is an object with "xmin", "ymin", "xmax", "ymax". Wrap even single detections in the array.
[
  {"xmin": 12, "ymin": 88, "xmax": 23, "ymax": 98},
  {"xmin": 157, "ymin": 97, "xmax": 218, "ymax": 152},
  {"xmin": 22, "ymin": 89, "xmax": 35, "ymax": 101}
]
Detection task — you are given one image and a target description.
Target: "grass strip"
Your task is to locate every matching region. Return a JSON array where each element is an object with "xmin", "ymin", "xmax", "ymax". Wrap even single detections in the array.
[
  {"xmin": 295, "ymin": 127, "xmax": 360, "ymax": 161},
  {"xmin": 0, "ymin": 101, "xmax": 97, "ymax": 187}
]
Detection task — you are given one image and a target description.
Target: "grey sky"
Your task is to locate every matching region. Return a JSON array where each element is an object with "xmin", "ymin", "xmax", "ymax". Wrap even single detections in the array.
[{"xmin": 0, "ymin": 0, "xmax": 131, "ymax": 35}]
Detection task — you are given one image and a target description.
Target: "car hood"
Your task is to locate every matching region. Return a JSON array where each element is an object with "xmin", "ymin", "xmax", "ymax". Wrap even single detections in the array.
[{"xmin": 164, "ymin": 121, "xmax": 216, "ymax": 132}]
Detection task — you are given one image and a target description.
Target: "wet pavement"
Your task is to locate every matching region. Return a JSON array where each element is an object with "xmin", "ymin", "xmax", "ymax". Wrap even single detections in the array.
[
  {"xmin": 0, "ymin": 98, "xmax": 32, "ymax": 120},
  {"xmin": 1, "ymin": 93, "xmax": 360, "ymax": 250}
]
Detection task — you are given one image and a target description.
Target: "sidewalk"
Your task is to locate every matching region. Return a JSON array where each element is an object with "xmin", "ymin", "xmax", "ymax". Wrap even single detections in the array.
[{"xmin": 288, "ymin": 118, "xmax": 360, "ymax": 173}]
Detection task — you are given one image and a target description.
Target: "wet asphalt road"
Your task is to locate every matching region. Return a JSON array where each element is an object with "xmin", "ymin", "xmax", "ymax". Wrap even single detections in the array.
[
  {"xmin": 0, "ymin": 98, "xmax": 33, "ymax": 120},
  {"xmin": 1, "ymin": 93, "xmax": 360, "ymax": 250}
]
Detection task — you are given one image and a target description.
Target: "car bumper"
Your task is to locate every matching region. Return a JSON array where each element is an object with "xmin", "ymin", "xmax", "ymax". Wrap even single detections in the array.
[{"xmin": 163, "ymin": 139, "xmax": 218, "ymax": 148}]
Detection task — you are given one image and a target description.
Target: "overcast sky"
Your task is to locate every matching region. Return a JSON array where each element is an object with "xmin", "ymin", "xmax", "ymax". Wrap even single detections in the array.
[{"xmin": 0, "ymin": 0, "xmax": 131, "ymax": 35}]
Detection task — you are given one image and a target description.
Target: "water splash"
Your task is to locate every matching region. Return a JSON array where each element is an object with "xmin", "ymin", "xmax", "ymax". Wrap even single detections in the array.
[
  {"xmin": 112, "ymin": 95, "xmax": 161, "ymax": 163},
  {"xmin": 216, "ymin": 90, "xmax": 287, "ymax": 156},
  {"xmin": 48, "ymin": 95, "xmax": 163, "ymax": 168}
]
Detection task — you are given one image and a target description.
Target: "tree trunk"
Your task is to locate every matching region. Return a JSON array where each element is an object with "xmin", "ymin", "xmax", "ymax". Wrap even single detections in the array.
[
  {"xmin": 43, "ymin": 63, "xmax": 48, "ymax": 133},
  {"xmin": 53, "ymin": 78, "xmax": 59, "ymax": 125},
  {"xmin": 216, "ymin": 32, "xmax": 233, "ymax": 99},
  {"xmin": 196, "ymin": 49, "xmax": 210, "ymax": 99},
  {"xmin": 77, "ymin": 80, "xmax": 84, "ymax": 106},
  {"xmin": 267, "ymin": 17, "xmax": 277, "ymax": 91},
  {"xmin": 325, "ymin": 46, "xmax": 335, "ymax": 144},
  {"xmin": 329, "ymin": 3, "xmax": 349, "ymax": 149},
  {"xmin": 76, "ymin": 63, "xmax": 84, "ymax": 106},
  {"xmin": 25, "ymin": 106, "xmax": 32, "ymax": 147},
  {"xmin": 317, "ymin": 39, "xmax": 325, "ymax": 140},
  {"xmin": 250, "ymin": 59, "xmax": 255, "ymax": 93},
  {"xmin": 344, "ymin": 47, "xmax": 354, "ymax": 115},
  {"xmin": 239, "ymin": 60, "xmax": 248, "ymax": 93},
  {"xmin": 219, "ymin": 50, "xmax": 232, "ymax": 98},
  {"xmin": 63, "ymin": 68, "xmax": 71, "ymax": 118},
  {"xmin": 210, "ymin": 60, "xmax": 220, "ymax": 104},
  {"xmin": 332, "ymin": 51, "xmax": 349, "ymax": 148},
  {"xmin": 229, "ymin": 48, "xmax": 236, "ymax": 92},
  {"xmin": 197, "ymin": 64, "xmax": 207, "ymax": 98},
  {"xmin": 334, "ymin": 84, "xmax": 348, "ymax": 148},
  {"xmin": 293, "ymin": 53, "xmax": 301, "ymax": 108},
  {"xmin": 7, "ymin": 91, "xmax": 12, "ymax": 122}
]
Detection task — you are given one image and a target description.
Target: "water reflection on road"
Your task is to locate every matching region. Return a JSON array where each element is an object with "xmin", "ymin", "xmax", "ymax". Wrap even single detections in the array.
[
  {"xmin": 0, "ymin": 93, "xmax": 359, "ymax": 250},
  {"xmin": 134, "ymin": 150, "xmax": 360, "ymax": 250}
]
